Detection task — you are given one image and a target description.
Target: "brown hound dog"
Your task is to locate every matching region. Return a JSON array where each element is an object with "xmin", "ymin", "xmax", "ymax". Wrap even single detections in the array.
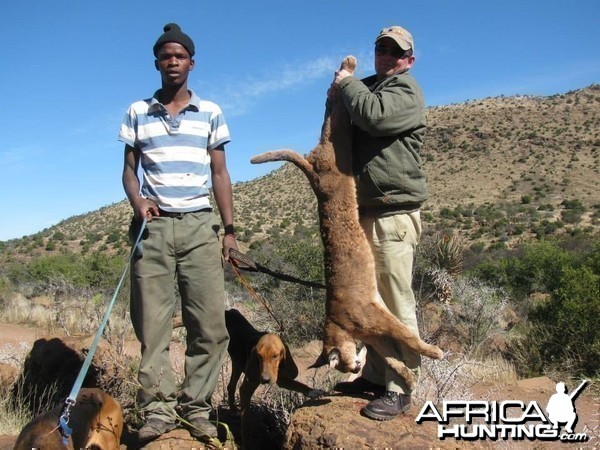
[
  {"xmin": 251, "ymin": 56, "xmax": 443, "ymax": 389},
  {"xmin": 14, "ymin": 388, "xmax": 123, "ymax": 450},
  {"xmin": 225, "ymin": 308, "xmax": 324, "ymax": 448}
]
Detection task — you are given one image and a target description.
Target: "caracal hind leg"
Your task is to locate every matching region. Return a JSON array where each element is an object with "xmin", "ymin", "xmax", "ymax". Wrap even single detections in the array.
[
  {"xmin": 362, "ymin": 303, "xmax": 443, "ymax": 360},
  {"xmin": 366, "ymin": 337, "xmax": 416, "ymax": 389}
]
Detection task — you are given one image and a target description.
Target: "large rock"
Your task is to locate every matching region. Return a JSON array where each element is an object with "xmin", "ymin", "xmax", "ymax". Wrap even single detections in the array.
[
  {"xmin": 12, "ymin": 334, "xmax": 130, "ymax": 414},
  {"xmin": 285, "ymin": 394, "xmax": 446, "ymax": 449},
  {"xmin": 284, "ymin": 377, "xmax": 599, "ymax": 449}
]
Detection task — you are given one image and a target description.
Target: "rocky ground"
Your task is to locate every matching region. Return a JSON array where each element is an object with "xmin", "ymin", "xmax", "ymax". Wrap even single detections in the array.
[{"xmin": 0, "ymin": 323, "xmax": 598, "ymax": 449}]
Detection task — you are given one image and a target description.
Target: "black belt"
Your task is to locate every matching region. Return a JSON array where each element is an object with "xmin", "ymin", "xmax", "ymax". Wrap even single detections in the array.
[{"xmin": 158, "ymin": 207, "xmax": 211, "ymax": 218}]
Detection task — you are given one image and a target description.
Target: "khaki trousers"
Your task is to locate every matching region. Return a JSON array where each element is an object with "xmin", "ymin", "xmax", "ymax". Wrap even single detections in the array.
[
  {"xmin": 130, "ymin": 210, "xmax": 229, "ymax": 421},
  {"xmin": 360, "ymin": 210, "xmax": 422, "ymax": 395}
]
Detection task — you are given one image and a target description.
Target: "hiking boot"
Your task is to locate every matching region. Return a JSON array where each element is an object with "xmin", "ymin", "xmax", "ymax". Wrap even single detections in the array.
[
  {"xmin": 334, "ymin": 377, "xmax": 386, "ymax": 396},
  {"xmin": 185, "ymin": 416, "xmax": 218, "ymax": 441},
  {"xmin": 138, "ymin": 417, "xmax": 177, "ymax": 442},
  {"xmin": 361, "ymin": 391, "xmax": 411, "ymax": 420}
]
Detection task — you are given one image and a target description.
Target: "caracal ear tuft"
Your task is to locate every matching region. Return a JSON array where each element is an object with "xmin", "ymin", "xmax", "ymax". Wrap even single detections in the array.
[
  {"xmin": 356, "ymin": 345, "xmax": 367, "ymax": 365},
  {"xmin": 327, "ymin": 348, "xmax": 341, "ymax": 369}
]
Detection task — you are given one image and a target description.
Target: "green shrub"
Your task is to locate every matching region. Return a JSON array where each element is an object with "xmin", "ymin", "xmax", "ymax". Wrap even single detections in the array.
[
  {"xmin": 561, "ymin": 208, "xmax": 584, "ymax": 224},
  {"xmin": 52, "ymin": 231, "xmax": 65, "ymax": 241},
  {"xmin": 469, "ymin": 241, "xmax": 485, "ymax": 254},
  {"xmin": 471, "ymin": 240, "xmax": 578, "ymax": 300},
  {"xmin": 513, "ymin": 265, "xmax": 599, "ymax": 377},
  {"xmin": 106, "ymin": 230, "xmax": 121, "ymax": 244},
  {"xmin": 521, "ymin": 195, "xmax": 532, "ymax": 204},
  {"xmin": 472, "ymin": 239, "xmax": 600, "ymax": 377},
  {"xmin": 236, "ymin": 236, "xmax": 325, "ymax": 346},
  {"xmin": 8, "ymin": 251, "xmax": 128, "ymax": 291}
]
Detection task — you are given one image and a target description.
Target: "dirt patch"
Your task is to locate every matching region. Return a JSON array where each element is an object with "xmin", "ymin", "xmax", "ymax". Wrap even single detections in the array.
[{"xmin": 0, "ymin": 323, "xmax": 45, "ymax": 347}]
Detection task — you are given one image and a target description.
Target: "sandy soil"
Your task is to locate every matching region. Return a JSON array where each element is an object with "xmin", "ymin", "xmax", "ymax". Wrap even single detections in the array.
[{"xmin": 0, "ymin": 323, "xmax": 45, "ymax": 347}]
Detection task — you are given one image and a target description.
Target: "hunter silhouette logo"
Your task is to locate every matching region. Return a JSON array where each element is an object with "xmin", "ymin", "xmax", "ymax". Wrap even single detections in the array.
[
  {"xmin": 416, "ymin": 380, "xmax": 589, "ymax": 443},
  {"xmin": 546, "ymin": 380, "xmax": 587, "ymax": 434}
]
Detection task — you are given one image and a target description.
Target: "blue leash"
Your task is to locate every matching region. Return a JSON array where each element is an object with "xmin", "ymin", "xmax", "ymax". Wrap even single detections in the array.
[{"xmin": 58, "ymin": 217, "xmax": 147, "ymax": 444}]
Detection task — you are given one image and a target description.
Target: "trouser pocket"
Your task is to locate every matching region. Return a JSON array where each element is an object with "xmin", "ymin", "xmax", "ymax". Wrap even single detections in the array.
[{"xmin": 129, "ymin": 217, "xmax": 149, "ymax": 258}]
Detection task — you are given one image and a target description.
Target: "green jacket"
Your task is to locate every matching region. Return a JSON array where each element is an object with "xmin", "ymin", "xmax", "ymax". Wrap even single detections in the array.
[{"xmin": 338, "ymin": 70, "xmax": 428, "ymax": 214}]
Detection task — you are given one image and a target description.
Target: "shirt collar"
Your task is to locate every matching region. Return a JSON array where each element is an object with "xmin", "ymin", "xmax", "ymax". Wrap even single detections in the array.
[{"xmin": 148, "ymin": 89, "xmax": 201, "ymax": 112}]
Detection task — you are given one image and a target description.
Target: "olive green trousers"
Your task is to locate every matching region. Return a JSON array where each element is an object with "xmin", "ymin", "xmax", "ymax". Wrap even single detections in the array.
[
  {"xmin": 130, "ymin": 210, "xmax": 229, "ymax": 421},
  {"xmin": 360, "ymin": 210, "xmax": 422, "ymax": 395}
]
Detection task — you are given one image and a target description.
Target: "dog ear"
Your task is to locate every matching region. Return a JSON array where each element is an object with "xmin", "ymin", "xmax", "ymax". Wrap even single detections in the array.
[
  {"xmin": 246, "ymin": 346, "xmax": 260, "ymax": 379},
  {"xmin": 308, "ymin": 352, "xmax": 328, "ymax": 369},
  {"xmin": 280, "ymin": 342, "xmax": 299, "ymax": 378}
]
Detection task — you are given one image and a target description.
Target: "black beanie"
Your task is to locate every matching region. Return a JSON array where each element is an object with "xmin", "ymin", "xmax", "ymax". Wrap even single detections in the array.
[{"xmin": 153, "ymin": 23, "xmax": 195, "ymax": 57}]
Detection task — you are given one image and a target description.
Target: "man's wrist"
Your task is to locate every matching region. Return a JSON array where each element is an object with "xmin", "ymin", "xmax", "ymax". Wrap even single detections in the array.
[{"xmin": 224, "ymin": 224, "xmax": 235, "ymax": 236}]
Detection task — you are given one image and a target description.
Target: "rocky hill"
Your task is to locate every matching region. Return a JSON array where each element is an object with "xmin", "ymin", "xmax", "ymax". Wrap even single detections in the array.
[{"xmin": 1, "ymin": 85, "xmax": 598, "ymax": 262}]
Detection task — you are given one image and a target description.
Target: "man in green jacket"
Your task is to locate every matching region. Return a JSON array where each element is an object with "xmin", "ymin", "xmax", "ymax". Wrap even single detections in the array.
[{"xmin": 333, "ymin": 25, "xmax": 428, "ymax": 420}]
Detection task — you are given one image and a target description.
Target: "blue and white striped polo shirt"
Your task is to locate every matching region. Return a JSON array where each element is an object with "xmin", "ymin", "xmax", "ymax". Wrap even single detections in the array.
[{"xmin": 118, "ymin": 90, "xmax": 230, "ymax": 212}]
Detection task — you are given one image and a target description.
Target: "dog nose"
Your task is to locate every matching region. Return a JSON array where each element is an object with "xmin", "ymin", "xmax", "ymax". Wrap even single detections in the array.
[{"xmin": 261, "ymin": 375, "xmax": 271, "ymax": 383}]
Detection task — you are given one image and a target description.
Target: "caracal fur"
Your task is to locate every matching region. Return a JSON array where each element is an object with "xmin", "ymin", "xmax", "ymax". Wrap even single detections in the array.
[{"xmin": 251, "ymin": 56, "xmax": 443, "ymax": 388}]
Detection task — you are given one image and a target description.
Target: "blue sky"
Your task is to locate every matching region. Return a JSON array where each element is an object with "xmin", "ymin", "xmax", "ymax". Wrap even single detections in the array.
[{"xmin": 1, "ymin": 0, "xmax": 598, "ymax": 241}]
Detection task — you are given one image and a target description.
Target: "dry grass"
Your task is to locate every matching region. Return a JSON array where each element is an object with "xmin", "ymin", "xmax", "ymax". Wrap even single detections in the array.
[
  {"xmin": 0, "ymin": 288, "xmax": 133, "ymax": 344},
  {"xmin": 417, "ymin": 353, "xmax": 518, "ymax": 404},
  {"xmin": 0, "ymin": 342, "xmax": 62, "ymax": 434},
  {"xmin": 0, "ymin": 285, "xmax": 140, "ymax": 434}
]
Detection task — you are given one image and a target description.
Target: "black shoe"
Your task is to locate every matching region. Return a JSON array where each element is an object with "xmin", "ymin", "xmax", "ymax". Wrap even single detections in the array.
[
  {"xmin": 361, "ymin": 391, "xmax": 411, "ymax": 420},
  {"xmin": 138, "ymin": 417, "xmax": 176, "ymax": 442},
  {"xmin": 334, "ymin": 377, "xmax": 386, "ymax": 396},
  {"xmin": 185, "ymin": 416, "xmax": 218, "ymax": 441}
]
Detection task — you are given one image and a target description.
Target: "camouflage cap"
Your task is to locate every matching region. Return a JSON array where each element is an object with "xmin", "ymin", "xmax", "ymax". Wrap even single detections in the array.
[{"xmin": 375, "ymin": 26, "xmax": 414, "ymax": 51}]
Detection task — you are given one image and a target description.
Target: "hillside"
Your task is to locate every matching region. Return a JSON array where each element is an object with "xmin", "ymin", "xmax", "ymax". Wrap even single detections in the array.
[{"xmin": 1, "ymin": 85, "xmax": 598, "ymax": 262}]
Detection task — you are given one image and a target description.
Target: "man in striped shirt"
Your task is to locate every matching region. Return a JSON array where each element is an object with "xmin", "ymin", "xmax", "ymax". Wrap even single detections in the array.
[{"xmin": 119, "ymin": 23, "xmax": 237, "ymax": 443}]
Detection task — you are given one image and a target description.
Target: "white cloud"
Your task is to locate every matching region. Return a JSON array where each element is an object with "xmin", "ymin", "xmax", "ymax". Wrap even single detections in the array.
[
  {"xmin": 0, "ymin": 146, "xmax": 39, "ymax": 171},
  {"xmin": 198, "ymin": 54, "xmax": 362, "ymax": 116}
]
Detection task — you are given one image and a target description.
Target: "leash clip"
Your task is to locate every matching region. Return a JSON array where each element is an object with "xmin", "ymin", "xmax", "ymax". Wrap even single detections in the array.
[{"xmin": 59, "ymin": 399, "xmax": 75, "ymax": 445}]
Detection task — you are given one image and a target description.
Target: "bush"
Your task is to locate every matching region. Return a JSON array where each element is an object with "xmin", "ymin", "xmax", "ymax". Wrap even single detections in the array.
[
  {"xmin": 521, "ymin": 195, "xmax": 532, "ymax": 204},
  {"xmin": 560, "ymin": 198, "xmax": 586, "ymax": 224},
  {"xmin": 472, "ymin": 239, "xmax": 600, "ymax": 377},
  {"xmin": 561, "ymin": 208, "xmax": 584, "ymax": 224},
  {"xmin": 471, "ymin": 240, "xmax": 578, "ymax": 301},
  {"xmin": 7, "ymin": 251, "xmax": 128, "ymax": 291},
  {"xmin": 440, "ymin": 276, "xmax": 511, "ymax": 357},
  {"xmin": 232, "ymin": 236, "xmax": 326, "ymax": 346},
  {"xmin": 512, "ymin": 265, "xmax": 600, "ymax": 377}
]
